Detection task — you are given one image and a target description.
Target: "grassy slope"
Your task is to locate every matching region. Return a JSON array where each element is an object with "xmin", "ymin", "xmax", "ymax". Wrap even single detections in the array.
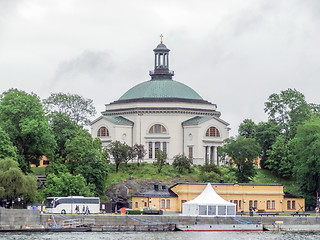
[{"xmin": 106, "ymin": 163, "xmax": 300, "ymax": 195}]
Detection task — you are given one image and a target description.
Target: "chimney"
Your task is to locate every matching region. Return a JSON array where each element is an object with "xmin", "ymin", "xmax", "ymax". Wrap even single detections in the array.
[{"xmin": 220, "ymin": 179, "xmax": 225, "ymax": 183}]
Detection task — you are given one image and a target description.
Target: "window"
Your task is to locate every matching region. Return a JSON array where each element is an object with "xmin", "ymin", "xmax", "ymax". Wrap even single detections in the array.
[
  {"xmin": 254, "ymin": 200, "xmax": 258, "ymax": 209},
  {"xmin": 149, "ymin": 124, "xmax": 166, "ymax": 134},
  {"xmin": 163, "ymin": 142, "xmax": 167, "ymax": 154},
  {"xmin": 97, "ymin": 127, "xmax": 109, "ymax": 137},
  {"xmin": 206, "ymin": 127, "xmax": 220, "ymax": 137},
  {"xmin": 135, "ymin": 202, "xmax": 138, "ymax": 208},
  {"xmin": 271, "ymin": 200, "xmax": 275, "ymax": 209},
  {"xmin": 160, "ymin": 199, "xmax": 165, "ymax": 209},
  {"xmin": 166, "ymin": 199, "xmax": 170, "ymax": 209},
  {"xmin": 267, "ymin": 200, "xmax": 271, "ymax": 209},
  {"xmin": 292, "ymin": 200, "xmax": 296, "ymax": 209},
  {"xmin": 249, "ymin": 200, "xmax": 253, "ymax": 209},
  {"xmin": 234, "ymin": 200, "xmax": 238, "ymax": 210},
  {"xmin": 287, "ymin": 200, "xmax": 291, "ymax": 210},
  {"xmin": 149, "ymin": 142, "xmax": 153, "ymax": 158},
  {"xmin": 188, "ymin": 146, "xmax": 193, "ymax": 160},
  {"xmin": 239, "ymin": 200, "xmax": 242, "ymax": 209},
  {"xmin": 155, "ymin": 142, "xmax": 160, "ymax": 156}
]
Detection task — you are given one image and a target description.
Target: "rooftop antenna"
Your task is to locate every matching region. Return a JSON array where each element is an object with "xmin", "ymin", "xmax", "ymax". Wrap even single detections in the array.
[{"xmin": 160, "ymin": 34, "xmax": 163, "ymax": 43}]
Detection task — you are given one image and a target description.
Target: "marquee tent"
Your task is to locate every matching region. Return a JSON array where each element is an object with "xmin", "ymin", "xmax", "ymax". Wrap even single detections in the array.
[{"xmin": 182, "ymin": 183, "xmax": 236, "ymax": 216}]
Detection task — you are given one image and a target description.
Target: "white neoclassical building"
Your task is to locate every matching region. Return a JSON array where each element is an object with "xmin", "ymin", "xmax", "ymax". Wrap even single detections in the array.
[{"xmin": 91, "ymin": 40, "xmax": 230, "ymax": 165}]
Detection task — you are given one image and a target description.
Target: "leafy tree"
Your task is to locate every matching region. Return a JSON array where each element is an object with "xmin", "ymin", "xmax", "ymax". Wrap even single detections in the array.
[
  {"xmin": 265, "ymin": 136, "xmax": 292, "ymax": 178},
  {"xmin": 254, "ymin": 121, "xmax": 280, "ymax": 168},
  {"xmin": 42, "ymin": 172, "xmax": 93, "ymax": 198},
  {"xmin": 48, "ymin": 112, "xmax": 82, "ymax": 158},
  {"xmin": 222, "ymin": 136, "xmax": 260, "ymax": 183},
  {"xmin": 0, "ymin": 158, "xmax": 37, "ymax": 203},
  {"xmin": 264, "ymin": 88, "xmax": 311, "ymax": 140},
  {"xmin": 65, "ymin": 129, "xmax": 107, "ymax": 196},
  {"xmin": 43, "ymin": 92, "xmax": 96, "ymax": 126},
  {"xmin": 238, "ymin": 119, "xmax": 256, "ymax": 139},
  {"xmin": 291, "ymin": 115, "xmax": 320, "ymax": 206},
  {"xmin": 173, "ymin": 154, "xmax": 192, "ymax": 174},
  {"xmin": 154, "ymin": 150, "xmax": 167, "ymax": 174},
  {"xmin": 199, "ymin": 163, "xmax": 223, "ymax": 182},
  {"xmin": 45, "ymin": 157, "xmax": 69, "ymax": 176},
  {"xmin": 0, "ymin": 127, "xmax": 18, "ymax": 160},
  {"xmin": 108, "ymin": 141, "xmax": 131, "ymax": 172},
  {"xmin": 132, "ymin": 144, "xmax": 146, "ymax": 167},
  {"xmin": 0, "ymin": 89, "xmax": 56, "ymax": 172}
]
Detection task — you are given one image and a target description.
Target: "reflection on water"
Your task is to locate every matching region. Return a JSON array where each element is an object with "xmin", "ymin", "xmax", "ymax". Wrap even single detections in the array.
[{"xmin": 1, "ymin": 231, "xmax": 320, "ymax": 240}]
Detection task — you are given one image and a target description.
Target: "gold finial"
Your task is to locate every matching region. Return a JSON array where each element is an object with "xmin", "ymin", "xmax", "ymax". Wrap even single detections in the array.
[{"xmin": 160, "ymin": 34, "xmax": 163, "ymax": 43}]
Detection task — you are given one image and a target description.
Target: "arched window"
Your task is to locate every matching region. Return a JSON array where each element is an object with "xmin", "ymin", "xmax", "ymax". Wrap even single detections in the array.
[
  {"xmin": 97, "ymin": 127, "xmax": 109, "ymax": 137},
  {"xmin": 149, "ymin": 124, "xmax": 167, "ymax": 134},
  {"xmin": 206, "ymin": 127, "xmax": 220, "ymax": 137}
]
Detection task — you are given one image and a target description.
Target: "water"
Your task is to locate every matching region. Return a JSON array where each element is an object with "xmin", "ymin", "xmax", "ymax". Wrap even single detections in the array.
[{"xmin": 1, "ymin": 231, "xmax": 320, "ymax": 240}]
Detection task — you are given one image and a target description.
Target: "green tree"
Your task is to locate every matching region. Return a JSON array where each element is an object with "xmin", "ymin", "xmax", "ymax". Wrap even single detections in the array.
[
  {"xmin": 48, "ymin": 112, "xmax": 82, "ymax": 158},
  {"xmin": 265, "ymin": 136, "xmax": 292, "ymax": 178},
  {"xmin": 0, "ymin": 158, "xmax": 37, "ymax": 203},
  {"xmin": 238, "ymin": 119, "xmax": 257, "ymax": 138},
  {"xmin": 154, "ymin": 150, "xmax": 167, "ymax": 174},
  {"xmin": 222, "ymin": 136, "xmax": 260, "ymax": 183},
  {"xmin": 172, "ymin": 154, "xmax": 192, "ymax": 174},
  {"xmin": 291, "ymin": 115, "xmax": 320, "ymax": 206},
  {"xmin": 65, "ymin": 129, "xmax": 107, "ymax": 196},
  {"xmin": 254, "ymin": 121, "xmax": 280, "ymax": 168},
  {"xmin": 42, "ymin": 172, "xmax": 93, "ymax": 198},
  {"xmin": 0, "ymin": 89, "xmax": 56, "ymax": 172},
  {"xmin": 264, "ymin": 88, "xmax": 311, "ymax": 140},
  {"xmin": 43, "ymin": 92, "xmax": 96, "ymax": 126},
  {"xmin": 108, "ymin": 141, "xmax": 131, "ymax": 172},
  {"xmin": 132, "ymin": 144, "xmax": 146, "ymax": 167},
  {"xmin": 0, "ymin": 127, "xmax": 18, "ymax": 160},
  {"xmin": 199, "ymin": 163, "xmax": 223, "ymax": 183}
]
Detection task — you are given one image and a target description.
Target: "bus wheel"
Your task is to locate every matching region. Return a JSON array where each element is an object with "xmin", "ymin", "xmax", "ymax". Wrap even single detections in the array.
[{"xmin": 61, "ymin": 209, "xmax": 66, "ymax": 214}]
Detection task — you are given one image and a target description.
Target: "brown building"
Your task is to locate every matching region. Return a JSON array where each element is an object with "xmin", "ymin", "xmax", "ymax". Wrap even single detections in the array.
[{"xmin": 132, "ymin": 182, "xmax": 305, "ymax": 213}]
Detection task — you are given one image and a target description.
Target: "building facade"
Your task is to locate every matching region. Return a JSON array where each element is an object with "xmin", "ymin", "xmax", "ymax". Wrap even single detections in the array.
[
  {"xmin": 132, "ymin": 183, "xmax": 305, "ymax": 213},
  {"xmin": 91, "ymin": 40, "xmax": 230, "ymax": 165}
]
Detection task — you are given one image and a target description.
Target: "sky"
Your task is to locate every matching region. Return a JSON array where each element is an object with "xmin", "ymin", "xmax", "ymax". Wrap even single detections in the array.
[{"xmin": 1, "ymin": 0, "xmax": 319, "ymax": 136}]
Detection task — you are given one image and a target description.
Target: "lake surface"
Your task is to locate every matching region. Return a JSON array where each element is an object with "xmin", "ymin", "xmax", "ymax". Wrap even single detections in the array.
[{"xmin": 1, "ymin": 231, "xmax": 320, "ymax": 240}]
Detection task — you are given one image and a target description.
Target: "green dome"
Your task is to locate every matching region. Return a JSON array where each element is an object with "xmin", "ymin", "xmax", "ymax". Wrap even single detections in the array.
[{"xmin": 119, "ymin": 79, "xmax": 203, "ymax": 101}]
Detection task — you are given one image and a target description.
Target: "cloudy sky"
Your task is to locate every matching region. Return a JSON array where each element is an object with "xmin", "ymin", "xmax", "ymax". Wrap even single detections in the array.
[{"xmin": 1, "ymin": 0, "xmax": 319, "ymax": 136}]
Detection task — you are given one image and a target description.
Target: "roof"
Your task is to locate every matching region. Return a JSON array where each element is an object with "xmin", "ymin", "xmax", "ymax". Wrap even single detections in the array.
[
  {"xmin": 103, "ymin": 116, "xmax": 133, "ymax": 125},
  {"xmin": 90, "ymin": 115, "xmax": 133, "ymax": 125},
  {"xmin": 132, "ymin": 188, "xmax": 178, "ymax": 198},
  {"xmin": 153, "ymin": 43, "xmax": 170, "ymax": 52},
  {"xmin": 182, "ymin": 115, "xmax": 229, "ymax": 126},
  {"xmin": 170, "ymin": 182, "xmax": 283, "ymax": 189},
  {"xmin": 119, "ymin": 79, "xmax": 203, "ymax": 101},
  {"xmin": 184, "ymin": 183, "xmax": 235, "ymax": 206}
]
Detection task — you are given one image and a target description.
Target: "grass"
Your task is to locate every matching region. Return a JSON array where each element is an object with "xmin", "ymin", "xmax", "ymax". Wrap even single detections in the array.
[{"xmin": 253, "ymin": 169, "xmax": 300, "ymax": 194}]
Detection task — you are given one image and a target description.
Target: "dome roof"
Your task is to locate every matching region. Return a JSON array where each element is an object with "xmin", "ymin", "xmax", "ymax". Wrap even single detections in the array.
[{"xmin": 119, "ymin": 79, "xmax": 203, "ymax": 101}]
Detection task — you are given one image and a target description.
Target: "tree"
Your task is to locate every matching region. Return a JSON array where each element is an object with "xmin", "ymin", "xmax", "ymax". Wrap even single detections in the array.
[
  {"xmin": 265, "ymin": 136, "xmax": 292, "ymax": 178},
  {"xmin": 132, "ymin": 144, "xmax": 146, "ymax": 167},
  {"xmin": 42, "ymin": 172, "xmax": 93, "ymax": 198},
  {"xmin": 222, "ymin": 136, "xmax": 260, "ymax": 183},
  {"xmin": 0, "ymin": 158, "xmax": 37, "ymax": 204},
  {"xmin": 291, "ymin": 115, "xmax": 320, "ymax": 206},
  {"xmin": 43, "ymin": 92, "xmax": 96, "ymax": 126},
  {"xmin": 0, "ymin": 89, "xmax": 56, "ymax": 172},
  {"xmin": 0, "ymin": 127, "xmax": 18, "ymax": 160},
  {"xmin": 238, "ymin": 119, "xmax": 256, "ymax": 139},
  {"xmin": 254, "ymin": 121, "xmax": 280, "ymax": 168},
  {"xmin": 154, "ymin": 150, "xmax": 167, "ymax": 174},
  {"xmin": 172, "ymin": 154, "xmax": 192, "ymax": 174},
  {"xmin": 65, "ymin": 129, "xmax": 108, "ymax": 196},
  {"xmin": 48, "ymin": 112, "xmax": 82, "ymax": 158},
  {"xmin": 108, "ymin": 141, "xmax": 131, "ymax": 172},
  {"xmin": 264, "ymin": 88, "xmax": 311, "ymax": 140}
]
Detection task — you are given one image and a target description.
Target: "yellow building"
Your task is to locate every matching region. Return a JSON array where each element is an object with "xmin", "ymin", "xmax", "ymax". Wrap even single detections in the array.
[{"xmin": 132, "ymin": 183, "xmax": 305, "ymax": 213}]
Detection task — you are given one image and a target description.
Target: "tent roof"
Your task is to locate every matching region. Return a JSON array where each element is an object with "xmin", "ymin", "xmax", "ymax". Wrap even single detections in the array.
[{"xmin": 184, "ymin": 183, "xmax": 236, "ymax": 206}]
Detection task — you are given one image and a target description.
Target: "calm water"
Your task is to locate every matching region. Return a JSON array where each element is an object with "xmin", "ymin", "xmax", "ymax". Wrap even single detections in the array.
[{"xmin": 1, "ymin": 231, "xmax": 320, "ymax": 240}]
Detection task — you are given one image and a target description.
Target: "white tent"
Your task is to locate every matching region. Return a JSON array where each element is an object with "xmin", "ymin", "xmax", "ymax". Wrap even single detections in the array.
[{"xmin": 182, "ymin": 183, "xmax": 236, "ymax": 216}]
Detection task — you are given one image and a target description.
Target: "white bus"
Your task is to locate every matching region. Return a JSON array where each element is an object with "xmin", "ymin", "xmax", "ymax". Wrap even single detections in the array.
[{"xmin": 45, "ymin": 196, "xmax": 100, "ymax": 214}]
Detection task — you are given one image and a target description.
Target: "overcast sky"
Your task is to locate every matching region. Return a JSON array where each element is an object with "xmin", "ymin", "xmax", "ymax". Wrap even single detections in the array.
[{"xmin": 1, "ymin": 0, "xmax": 319, "ymax": 136}]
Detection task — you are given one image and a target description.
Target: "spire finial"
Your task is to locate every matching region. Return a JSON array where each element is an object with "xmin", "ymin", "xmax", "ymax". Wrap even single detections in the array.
[{"xmin": 160, "ymin": 34, "xmax": 163, "ymax": 43}]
